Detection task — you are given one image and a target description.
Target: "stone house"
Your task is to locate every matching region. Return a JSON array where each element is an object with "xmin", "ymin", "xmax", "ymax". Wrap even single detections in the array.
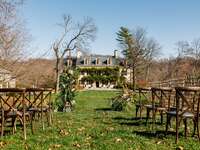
[
  {"xmin": 66, "ymin": 50, "xmax": 131, "ymax": 89},
  {"xmin": 0, "ymin": 68, "xmax": 16, "ymax": 88}
]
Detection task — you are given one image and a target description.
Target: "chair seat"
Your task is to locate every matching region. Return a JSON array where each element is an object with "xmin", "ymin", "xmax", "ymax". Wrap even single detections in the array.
[
  {"xmin": 169, "ymin": 107, "xmax": 176, "ymax": 111},
  {"xmin": 145, "ymin": 104, "xmax": 153, "ymax": 108},
  {"xmin": 136, "ymin": 103, "xmax": 143, "ymax": 107},
  {"xmin": 167, "ymin": 111, "xmax": 194, "ymax": 118},
  {"xmin": 28, "ymin": 107, "xmax": 48, "ymax": 112},
  {"xmin": 156, "ymin": 107, "xmax": 167, "ymax": 111},
  {"xmin": 7, "ymin": 111, "xmax": 22, "ymax": 117},
  {"xmin": 6, "ymin": 111, "xmax": 30, "ymax": 118},
  {"xmin": 145, "ymin": 105, "xmax": 166, "ymax": 111}
]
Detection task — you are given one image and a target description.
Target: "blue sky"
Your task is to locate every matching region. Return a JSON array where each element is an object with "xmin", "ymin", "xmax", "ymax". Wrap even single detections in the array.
[{"xmin": 22, "ymin": 0, "xmax": 200, "ymax": 58}]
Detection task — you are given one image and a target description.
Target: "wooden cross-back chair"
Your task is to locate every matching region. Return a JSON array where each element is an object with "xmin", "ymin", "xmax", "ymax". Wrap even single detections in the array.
[
  {"xmin": 0, "ymin": 88, "xmax": 27, "ymax": 140},
  {"xmin": 135, "ymin": 87, "xmax": 151, "ymax": 119},
  {"xmin": 24, "ymin": 88, "xmax": 52, "ymax": 131},
  {"xmin": 145, "ymin": 87, "xmax": 173, "ymax": 125},
  {"xmin": 165, "ymin": 86, "xmax": 200, "ymax": 143}
]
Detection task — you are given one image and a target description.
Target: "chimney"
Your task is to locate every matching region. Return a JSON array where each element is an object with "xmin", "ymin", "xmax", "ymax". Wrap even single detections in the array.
[
  {"xmin": 114, "ymin": 50, "xmax": 118, "ymax": 58},
  {"xmin": 77, "ymin": 50, "xmax": 82, "ymax": 58}
]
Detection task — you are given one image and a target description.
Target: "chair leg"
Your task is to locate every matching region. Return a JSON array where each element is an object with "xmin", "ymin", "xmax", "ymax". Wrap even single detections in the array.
[
  {"xmin": 135, "ymin": 105, "xmax": 139, "ymax": 118},
  {"xmin": 197, "ymin": 120, "xmax": 200, "ymax": 141},
  {"xmin": 183, "ymin": 118, "xmax": 187, "ymax": 138},
  {"xmin": 45, "ymin": 111, "xmax": 49, "ymax": 126},
  {"xmin": 194, "ymin": 116, "xmax": 200, "ymax": 141},
  {"xmin": 152, "ymin": 109, "xmax": 157, "ymax": 124},
  {"xmin": 31, "ymin": 113, "xmax": 35, "ymax": 134},
  {"xmin": 146, "ymin": 108, "xmax": 150, "ymax": 125},
  {"xmin": 1, "ymin": 117, "xmax": 4, "ymax": 137},
  {"xmin": 12, "ymin": 117, "xmax": 15, "ymax": 134},
  {"xmin": 160, "ymin": 111, "xmax": 163, "ymax": 124},
  {"xmin": 50, "ymin": 110, "xmax": 53, "ymax": 125},
  {"xmin": 139, "ymin": 107, "xmax": 143, "ymax": 119},
  {"xmin": 165, "ymin": 114, "xmax": 170, "ymax": 135},
  {"xmin": 193, "ymin": 118, "xmax": 196, "ymax": 137},
  {"xmin": 12, "ymin": 117, "xmax": 17, "ymax": 134},
  {"xmin": 176, "ymin": 117, "xmax": 180, "ymax": 144}
]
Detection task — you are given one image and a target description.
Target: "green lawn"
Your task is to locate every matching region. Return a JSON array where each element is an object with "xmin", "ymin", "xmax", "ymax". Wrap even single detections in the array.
[{"xmin": 1, "ymin": 90, "xmax": 200, "ymax": 150}]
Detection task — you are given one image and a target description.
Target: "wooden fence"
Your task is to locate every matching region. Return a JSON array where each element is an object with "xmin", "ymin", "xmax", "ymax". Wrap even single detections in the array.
[{"xmin": 148, "ymin": 76, "xmax": 200, "ymax": 87}]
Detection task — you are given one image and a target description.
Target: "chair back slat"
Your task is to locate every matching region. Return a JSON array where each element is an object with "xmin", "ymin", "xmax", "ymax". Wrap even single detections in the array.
[
  {"xmin": 151, "ymin": 87, "xmax": 173, "ymax": 109},
  {"xmin": 175, "ymin": 87, "xmax": 200, "ymax": 114},
  {"xmin": 136, "ymin": 87, "xmax": 151, "ymax": 105}
]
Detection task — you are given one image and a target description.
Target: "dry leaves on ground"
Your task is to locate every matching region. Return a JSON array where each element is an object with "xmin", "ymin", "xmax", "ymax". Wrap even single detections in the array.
[
  {"xmin": 0, "ymin": 141, "xmax": 6, "ymax": 148},
  {"xmin": 115, "ymin": 138, "xmax": 123, "ymax": 143},
  {"xmin": 72, "ymin": 141, "xmax": 81, "ymax": 148},
  {"xmin": 59, "ymin": 129, "xmax": 70, "ymax": 136}
]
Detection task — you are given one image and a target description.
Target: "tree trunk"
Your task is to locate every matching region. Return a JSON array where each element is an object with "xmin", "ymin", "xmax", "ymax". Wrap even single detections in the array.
[
  {"xmin": 132, "ymin": 67, "xmax": 136, "ymax": 91},
  {"xmin": 193, "ymin": 59, "xmax": 199, "ymax": 75},
  {"xmin": 55, "ymin": 57, "xmax": 65, "ymax": 93},
  {"xmin": 55, "ymin": 58, "xmax": 60, "ymax": 93},
  {"xmin": 145, "ymin": 64, "xmax": 150, "ymax": 81}
]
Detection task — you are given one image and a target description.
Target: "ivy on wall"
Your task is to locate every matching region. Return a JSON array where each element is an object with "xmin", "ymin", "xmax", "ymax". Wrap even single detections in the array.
[{"xmin": 77, "ymin": 67, "xmax": 120, "ymax": 83}]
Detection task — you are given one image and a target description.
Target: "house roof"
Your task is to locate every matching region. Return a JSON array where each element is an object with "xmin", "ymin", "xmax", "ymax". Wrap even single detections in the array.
[{"xmin": 68, "ymin": 54, "xmax": 124, "ymax": 67}]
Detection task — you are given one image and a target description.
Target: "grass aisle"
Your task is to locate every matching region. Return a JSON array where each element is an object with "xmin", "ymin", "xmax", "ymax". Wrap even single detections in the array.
[{"xmin": 1, "ymin": 90, "xmax": 200, "ymax": 150}]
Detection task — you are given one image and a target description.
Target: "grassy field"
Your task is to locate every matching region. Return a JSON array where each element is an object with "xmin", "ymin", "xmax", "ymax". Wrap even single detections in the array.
[{"xmin": 1, "ymin": 90, "xmax": 200, "ymax": 150}]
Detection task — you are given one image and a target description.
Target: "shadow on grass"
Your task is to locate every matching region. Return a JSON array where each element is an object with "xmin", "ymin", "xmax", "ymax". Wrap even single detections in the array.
[
  {"xmin": 113, "ymin": 116, "xmax": 165, "ymax": 127},
  {"xmin": 1, "ymin": 130, "xmax": 15, "ymax": 136},
  {"xmin": 95, "ymin": 108, "xmax": 113, "ymax": 111},
  {"xmin": 113, "ymin": 116, "xmax": 147, "ymax": 121},
  {"xmin": 119, "ymin": 121, "xmax": 164, "ymax": 126},
  {"xmin": 133, "ymin": 130, "xmax": 179, "ymax": 139},
  {"xmin": 119, "ymin": 121, "xmax": 146, "ymax": 126}
]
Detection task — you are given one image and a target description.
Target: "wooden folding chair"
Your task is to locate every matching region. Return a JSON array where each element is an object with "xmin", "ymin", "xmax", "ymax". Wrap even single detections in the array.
[
  {"xmin": 145, "ymin": 87, "xmax": 173, "ymax": 125},
  {"xmin": 0, "ymin": 88, "xmax": 27, "ymax": 140},
  {"xmin": 165, "ymin": 86, "xmax": 200, "ymax": 143},
  {"xmin": 24, "ymin": 88, "xmax": 52, "ymax": 132},
  {"xmin": 135, "ymin": 87, "xmax": 151, "ymax": 119}
]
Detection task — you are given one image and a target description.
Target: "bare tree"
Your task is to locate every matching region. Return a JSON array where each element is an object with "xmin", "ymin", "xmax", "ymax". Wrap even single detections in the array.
[
  {"xmin": 173, "ymin": 40, "xmax": 200, "ymax": 76},
  {"xmin": 169, "ymin": 41, "xmax": 190, "ymax": 78},
  {"xmin": 0, "ymin": 0, "xmax": 30, "ymax": 87},
  {"xmin": 175, "ymin": 41, "xmax": 190, "ymax": 57},
  {"xmin": 0, "ymin": 0, "xmax": 28, "ymax": 69},
  {"xmin": 144, "ymin": 38, "xmax": 161, "ymax": 81},
  {"xmin": 190, "ymin": 38, "xmax": 200, "ymax": 74},
  {"xmin": 52, "ymin": 15, "xmax": 96, "ymax": 92}
]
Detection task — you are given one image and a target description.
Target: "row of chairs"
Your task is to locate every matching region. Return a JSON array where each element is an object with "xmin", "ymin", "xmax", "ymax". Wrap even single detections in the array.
[
  {"xmin": 135, "ymin": 86, "xmax": 200, "ymax": 143},
  {"xmin": 0, "ymin": 88, "xmax": 53, "ymax": 140}
]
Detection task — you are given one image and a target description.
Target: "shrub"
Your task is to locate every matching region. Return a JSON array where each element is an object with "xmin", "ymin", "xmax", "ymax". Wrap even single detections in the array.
[
  {"xmin": 111, "ymin": 92, "xmax": 134, "ymax": 111},
  {"xmin": 56, "ymin": 72, "xmax": 76, "ymax": 112}
]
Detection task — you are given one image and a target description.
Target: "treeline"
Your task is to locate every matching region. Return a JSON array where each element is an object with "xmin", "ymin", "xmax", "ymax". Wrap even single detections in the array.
[
  {"xmin": 137, "ymin": 56, "xmax": 199, "ymax": 86},
  {"xmin": 4, "ymin": 56, "xmax": 197, "ymax": 88},
  {"xmin": 0, "ymin": 59, "xmax": 56, "ymax": 88}
]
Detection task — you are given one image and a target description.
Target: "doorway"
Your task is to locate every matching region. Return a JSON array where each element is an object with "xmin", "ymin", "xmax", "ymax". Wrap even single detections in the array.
[{"xmin": 96, "ymin": 82, "xmax": 99, "ymax": 88}]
